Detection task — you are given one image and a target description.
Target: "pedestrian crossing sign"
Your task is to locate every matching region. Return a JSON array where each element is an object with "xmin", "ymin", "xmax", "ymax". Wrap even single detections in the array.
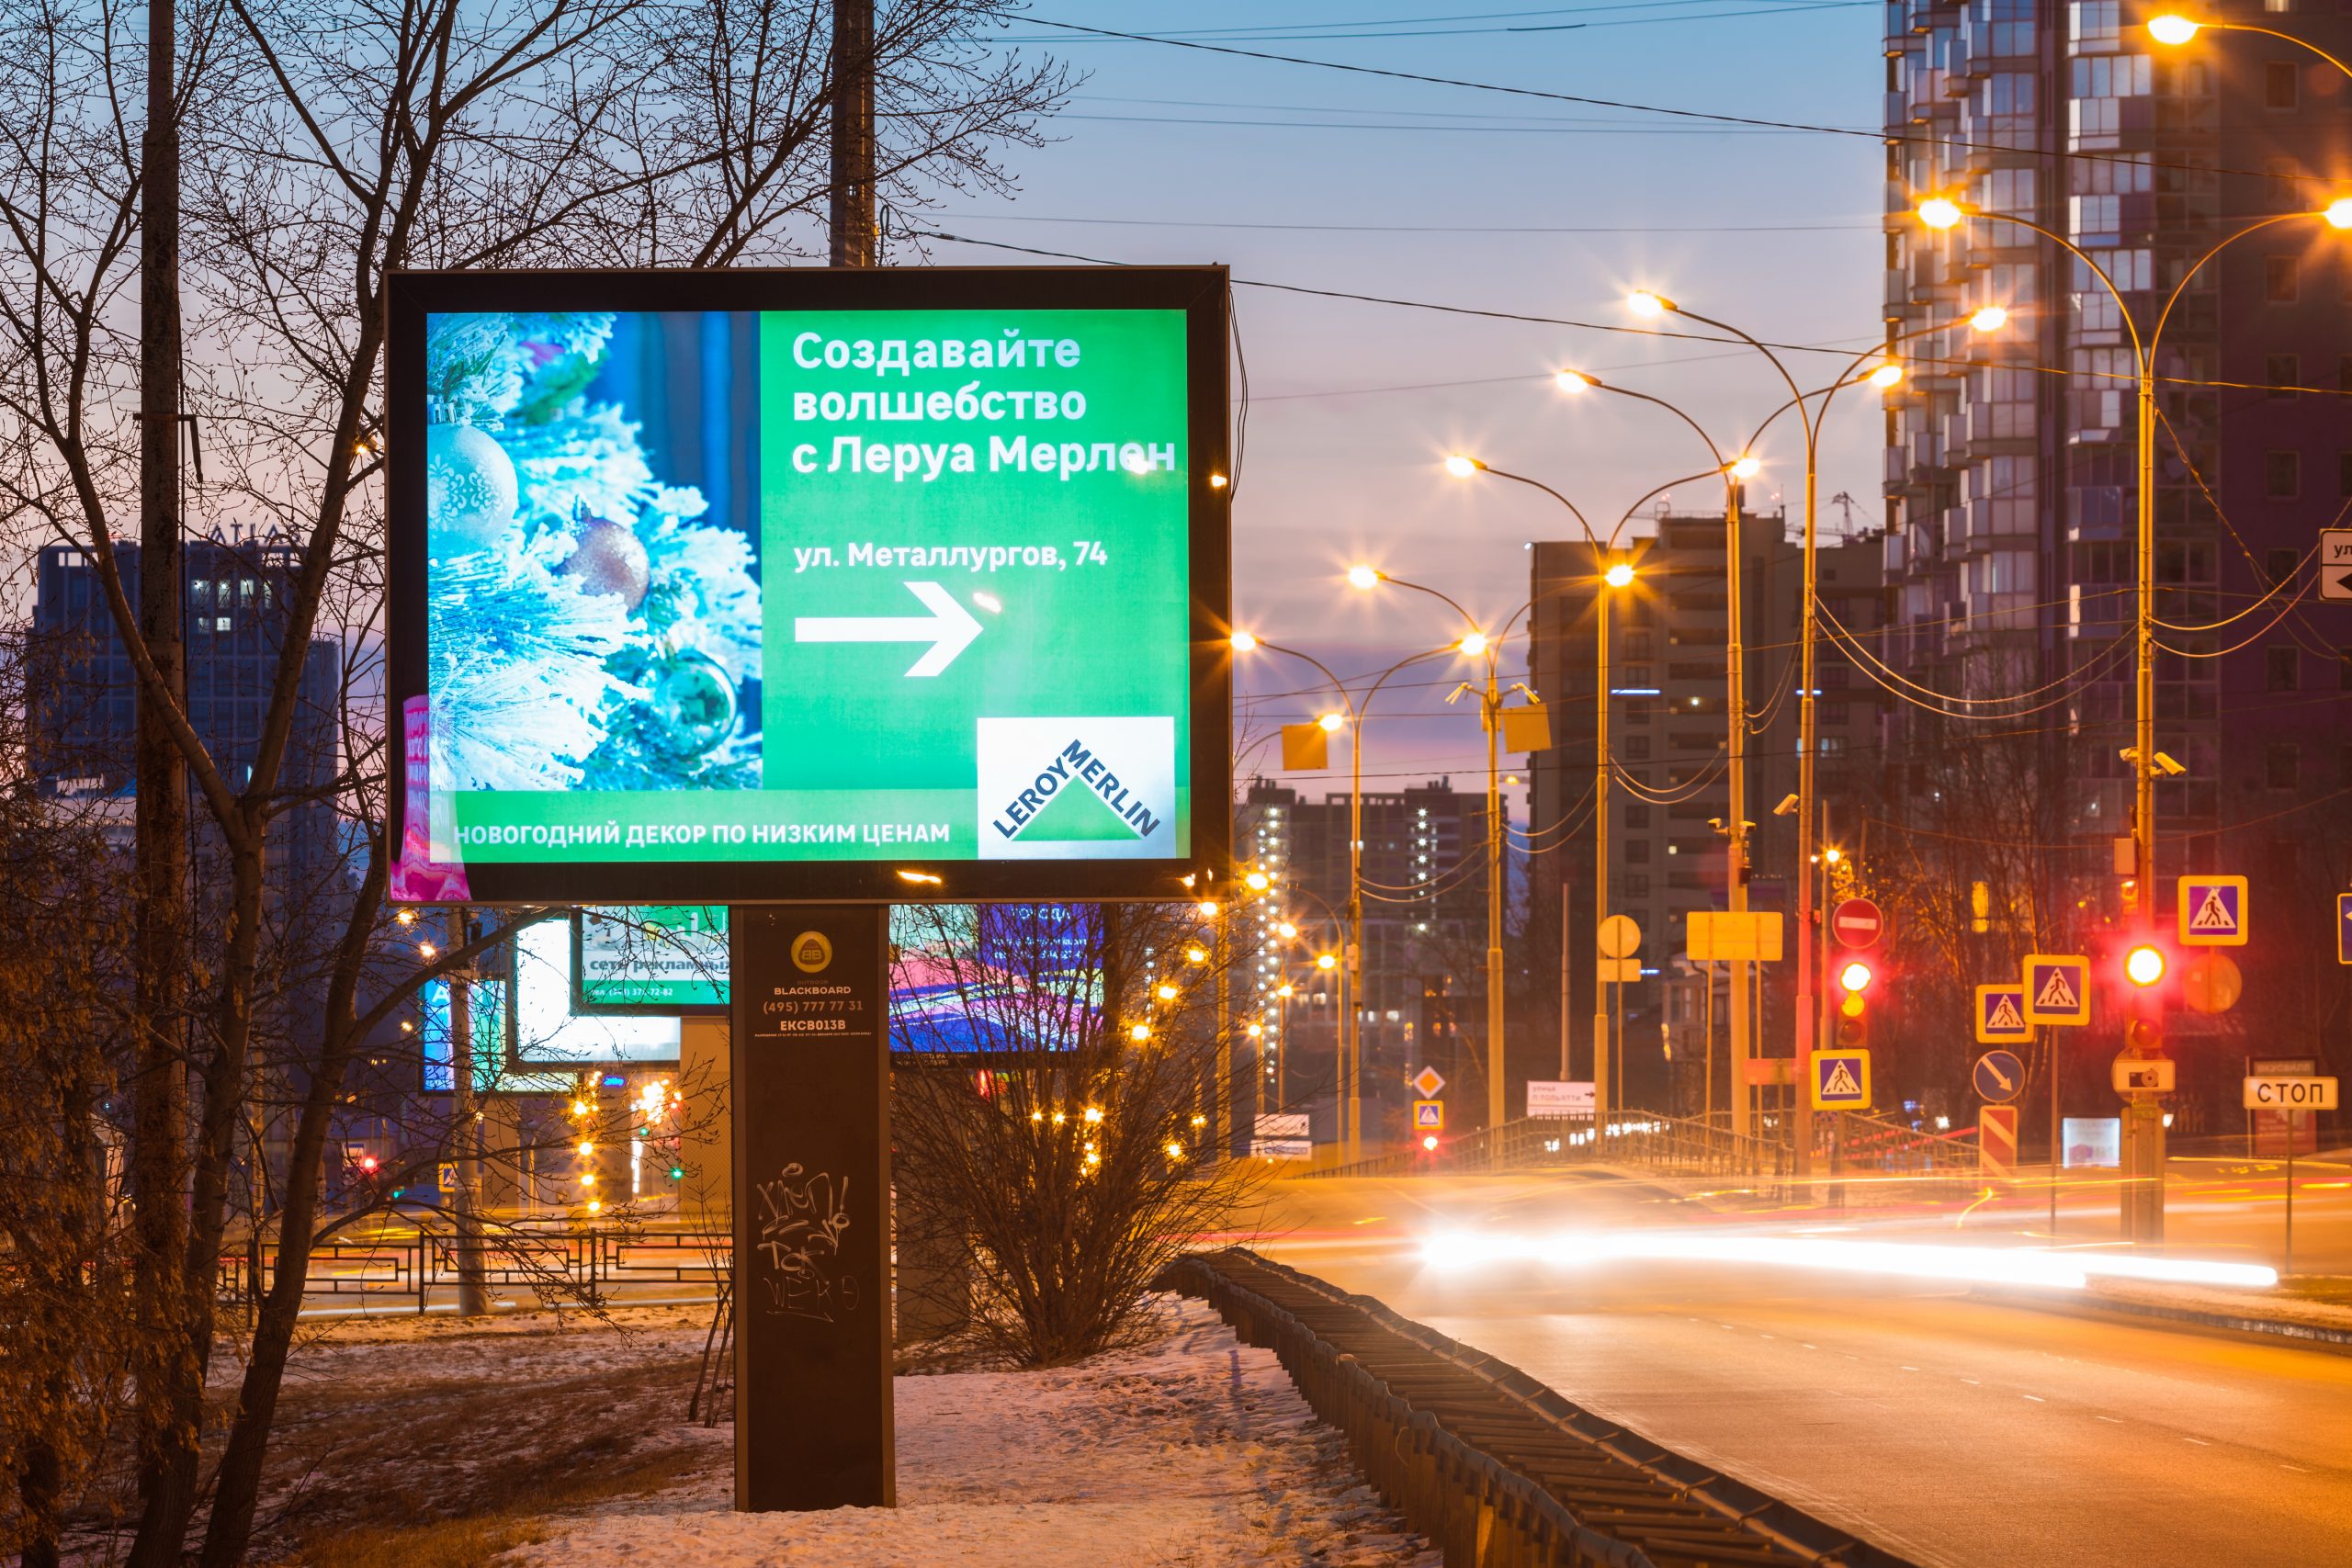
[
  {"xmin": 1974, "ymin": 984, "xmax": 2032, "ymax": 1043},
  {"xmin": 2178, "ymin": 875, "xmax": 2247, "ymax": 947},
  {"xmin": 1811, "ymin": 1050, "xmax": 1871, "ymax": 1109},
  {"xmin": 1413, "ymin": 1099, "xmax": 1444, "ymax": 1131},
  {"xmin": 2023, "ymin": 953, "xmax": 2090, "ymax": 1027}
]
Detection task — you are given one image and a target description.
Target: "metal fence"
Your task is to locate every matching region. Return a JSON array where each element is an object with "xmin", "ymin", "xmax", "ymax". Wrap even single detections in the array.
[
  {"xmin": 1311, "ymin": 1109, "xmax": 1792, "ymax": 1191},
  {"xmin": 215, "ymin": 1222, "xmax": 729, "ymax": 1314}
]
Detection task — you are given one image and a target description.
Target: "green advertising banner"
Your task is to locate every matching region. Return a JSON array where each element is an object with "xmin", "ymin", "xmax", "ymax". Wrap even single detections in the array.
[{"xmin": 390, "ymin": 268, "xmax": 1230, "ymax": 904}]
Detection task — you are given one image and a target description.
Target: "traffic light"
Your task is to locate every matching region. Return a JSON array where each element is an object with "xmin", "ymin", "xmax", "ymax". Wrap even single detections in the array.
[
  {"xmin": 1419, "ymin": 1134, "xmax": 1441, "ymax": 1154},
  {"xmin": 1835, "ymin": 959, "xmax": 1873, "ymax": 1049},
  {"xmin": 2124, "ymin": 942, "xmax": 2165, "ymax": 987}
]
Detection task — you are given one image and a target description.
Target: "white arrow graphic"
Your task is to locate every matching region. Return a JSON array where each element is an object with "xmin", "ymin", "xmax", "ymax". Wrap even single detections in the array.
[{"xmin": 794, "ymin": 581, "xmax": 984, "ymax": 677}]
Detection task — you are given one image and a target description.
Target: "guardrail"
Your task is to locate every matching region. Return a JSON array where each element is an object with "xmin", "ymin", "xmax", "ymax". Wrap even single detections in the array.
[
  {"xmin": 1164, "ymin": 1247, "xmax": 1918, "ymax": 1568},
  {"xmin": 1310, "ymin": 1109, "xmax": 1792, "ymax": 1191},
  {"xmin": 215, "ymin": 1222, "xmax": 729, "ymax": 1314}
]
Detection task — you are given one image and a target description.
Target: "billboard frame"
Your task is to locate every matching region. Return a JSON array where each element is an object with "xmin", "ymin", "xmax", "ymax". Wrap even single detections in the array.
[{"xmin": 387, "ymin": 265, "xmax": 1234, "ymax": 906}]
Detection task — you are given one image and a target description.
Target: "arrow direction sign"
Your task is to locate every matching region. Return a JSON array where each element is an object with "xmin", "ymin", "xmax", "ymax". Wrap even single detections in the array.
[
  {"xmin": 794, "ymin": 580, "xmax": 984, "ymax": 677},
  {"xmin": 2321, "ymin": 529, "xmax": 2352, "ymax": 602},
  {"xmin": 1974, "ymin": 1049, "xmax": 2025, "ymax": 1103},
  {"xmin": 2178, "ymin": 874, "xmax": 2247, "ymax": 947}
]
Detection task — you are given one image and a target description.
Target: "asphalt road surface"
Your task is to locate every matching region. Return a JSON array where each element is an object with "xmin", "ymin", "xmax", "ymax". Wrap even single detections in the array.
[{"xmin": 1246, "ymin": 1171, "xmax": 2352, "ymax": 1568}]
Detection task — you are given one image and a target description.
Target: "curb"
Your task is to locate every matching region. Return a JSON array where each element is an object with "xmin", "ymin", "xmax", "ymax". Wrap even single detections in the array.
[{"xmin": 1974, "ymin": 1288, "xmax": 2352, "ymax": 1356}]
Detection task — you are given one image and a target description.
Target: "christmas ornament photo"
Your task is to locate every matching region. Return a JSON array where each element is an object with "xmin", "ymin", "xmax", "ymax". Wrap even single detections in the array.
[{"xmin": 416, "ymin": 308, "xmax": 765, "ymax": 799}]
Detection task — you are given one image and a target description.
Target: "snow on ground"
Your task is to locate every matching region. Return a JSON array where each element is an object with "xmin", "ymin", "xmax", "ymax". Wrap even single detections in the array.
[{"xmin": 506, "ymin": 1295, "xmax": 1437, "ymax": 1568}]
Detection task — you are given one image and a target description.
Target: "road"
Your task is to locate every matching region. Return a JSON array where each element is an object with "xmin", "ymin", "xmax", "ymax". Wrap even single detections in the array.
[{"xmin": 1244, "ymin": 1170, "xmax": 2352, "ymax": 1568}]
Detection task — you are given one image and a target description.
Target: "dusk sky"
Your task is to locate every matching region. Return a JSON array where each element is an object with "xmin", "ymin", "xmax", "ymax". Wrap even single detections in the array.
[{"xmin": 931, "ymin": 2, "xmax": 1891, "ymax": 808}]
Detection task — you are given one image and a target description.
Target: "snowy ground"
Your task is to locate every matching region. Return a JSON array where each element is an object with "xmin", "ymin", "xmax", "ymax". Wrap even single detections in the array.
[{"xmin": 234, "ymin": 1295, "xmax": 1436, "ymax": 1566}]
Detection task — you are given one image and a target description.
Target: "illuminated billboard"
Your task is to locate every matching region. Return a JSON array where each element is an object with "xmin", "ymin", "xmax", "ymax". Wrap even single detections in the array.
[
  {"xmin": 571, "ymin": 903, "xmax": 1096, "ymax": 1053},
  {"xmin": 388, "ymin": 267, "xmax": 1231, "ymax": 904}
]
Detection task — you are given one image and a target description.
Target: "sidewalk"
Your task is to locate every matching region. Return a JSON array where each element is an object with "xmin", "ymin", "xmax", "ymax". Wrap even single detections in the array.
[
  {"xmin": 252, "ymin": 1296, "xmax": 1436, "ymax": 1566},
  {"xmin": 1988, "ymin": 1274, "xmax": 2352, "ymax": 1353}
]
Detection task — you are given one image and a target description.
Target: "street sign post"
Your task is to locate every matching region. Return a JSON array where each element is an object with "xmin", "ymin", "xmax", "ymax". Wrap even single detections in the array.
[
  {"xmin": 1413, "ymin": 1100, "xmax": 1445, "ymax": 1132},
  {"xmin": 1974, "ymin": 985, "xmax": 2031, "ymax": 1044},
  {"xmin": 1979, "ymin": 1105, "xmax": 2019, "ymax": 1179},
  {"xmin": 1597, "ymin": 914, "xmax": 1642, "ymax": 959},
  {"xmin": 2319, "ymin": 528, "xmax": 2352, "ymax": 602},
  {"xmin": 2244, "ymin": 1075, "xmax": 2339, "ymax": 1111},
  {"xmin": 2177, "ymin": 875, "xmax": 2247, "ymax": 946},
  {"xmin": 2243, "ymin": 1076, "xmax": 2337, "ymax": 1279},
  {"xmin": 1409, "ymin": 1065, "xmax": 1446, "ymax": 1099},
  {"xmin": 2022, "ymin": 953, "xmax": 2090, "ymax": 1027},
  {"xmin": 1810, "ymin": 1050, "xmax": 1870, "ymax": 1110},
  {"xmin": 1973, "ymin": 1050, "xmax": 2025, "ymax": 1103},
  {"xmin": 2338, "ymin": 893, "xmax": 2352, "ymax": 966},
  {"xmin": 1829, "ymin": 897, "xmax": 1884, "ymax": 950},
  {"xmin": 2114, "ymin": 1056, "xmax": 2177, "ymax": 1094}
]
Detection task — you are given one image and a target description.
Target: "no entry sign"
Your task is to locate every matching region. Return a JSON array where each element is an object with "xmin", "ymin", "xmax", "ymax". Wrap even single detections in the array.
[{"xmin": 1830, "ymin": 898, "xmax": 1884, "ymax": 950}]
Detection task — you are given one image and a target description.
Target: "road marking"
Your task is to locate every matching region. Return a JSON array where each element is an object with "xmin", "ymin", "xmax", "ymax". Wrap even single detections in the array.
[
  {"xmin": 1900, "ymin": 1365, "xmax": 1918, "ymax": 1372},
  {"xmin": 1961, "ymin": 1378, "xmax": 1980, "ymax": 1385},
  {"xmin": 2282, "ymin": 1463, "xmax": 2312, "ymax": 1473},
  {"xmin": 2023, "ymin": 1394, "xmax": 2044, "ymax": 1403},
  {"xmin": 2096, "ymin": 1416, "xmax": 2122, "ymax": 1424},
  {"xmin": 2184, "ymin": 1438, "xmax": 2211, "ymax": 1447},
  {"xmin": 1801, "ymin": 1343, "xmax": 1817, "ymax": 1350}
]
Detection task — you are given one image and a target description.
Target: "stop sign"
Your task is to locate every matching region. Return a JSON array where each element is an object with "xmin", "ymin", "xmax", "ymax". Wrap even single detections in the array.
[{"xmin": 1830, "ymin": 897, "xmax": 1884, "ymax": 950}]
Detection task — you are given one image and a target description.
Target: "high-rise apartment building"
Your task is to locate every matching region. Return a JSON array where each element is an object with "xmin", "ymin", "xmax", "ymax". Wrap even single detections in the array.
[
  {"xmin": 1524, "ymin": 507, "xmax": 1885, "ymax": 1114},
  {"xmin": 1235, "ymin": 777, "xmax": 1503, "ymax": 1134},
  {"xmin": 1881, "ymin": 0, "xmax": 2352, "ymax": 1102}
]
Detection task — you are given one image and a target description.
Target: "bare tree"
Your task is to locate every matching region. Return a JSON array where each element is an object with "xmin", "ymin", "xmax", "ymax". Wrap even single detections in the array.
[
  {"xmin": 891, "ymin": 902, "xmax": 1261, "ymax": 1367},
  {"xmin": 0, "ymin": 2, "xmax": 1069, "ymax": 1559}
]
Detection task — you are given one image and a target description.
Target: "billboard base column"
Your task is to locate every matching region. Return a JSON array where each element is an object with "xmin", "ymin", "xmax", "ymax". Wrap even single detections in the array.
[{"xmin": 729, "ymin": 905, "xmax": 895, "ymax": 1511}]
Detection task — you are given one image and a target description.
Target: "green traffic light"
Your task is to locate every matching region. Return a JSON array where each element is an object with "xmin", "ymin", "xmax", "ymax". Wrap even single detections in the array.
[{"xmin": 667, "ymin": 1166, "xmax": 684, "ymax": 1179}]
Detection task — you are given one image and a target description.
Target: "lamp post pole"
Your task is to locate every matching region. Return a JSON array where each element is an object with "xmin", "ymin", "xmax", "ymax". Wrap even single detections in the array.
[
  {"xmin": 1241, "ymin": 637, "xmax": 1451, "ymax": 1161},
  {"xmin": 1920, "ymin": 192, "xmax": 2352, "ymax": 1238}
]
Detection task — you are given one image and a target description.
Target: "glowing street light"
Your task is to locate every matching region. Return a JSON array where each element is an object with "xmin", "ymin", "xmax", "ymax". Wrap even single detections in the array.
[
  {"xmin": 1458, "ymin": 630, "xmax": 1489, "ymax": 658},
  {"xmin": 1626, "ymin": 289, "xmax": 1673, "ymax": 317},
  {"xmin": 1969, "ymin": 304, "xmax": 2009, "ymax": 332},
  {"xmin": 1317, "ymin": 711, "xmax": 1344, "ymax": 733},
  {"xmin": 1916, "ymin": 196, "xmax": 1964, "ymax": 231},
  {"xmin": 1602, "ymin": 561, "xmax": 1635, "ymax": 590},
  {"xmin": 1727, "ymin": 456, "xmax": 1762, "ymax": 480},
  {"xmin": 1554, "ymin": 369, "xmax": 1594, "ymax": 393},
  {"xmin": 2328, "ymin": 197, "xmax": 2352, "ymax": 231},
  {"xmin": 1346, "ymin": 563, "xmax": 1382, "ymax": 588},
  {"xmin": 1228, "ymin": 629, "xmax": 1258, "ymax": 651},
  {"xmin": 2147, "ymin": 13, "xmax": 2199, "ymax": 44},
  {"xmin": 1864, "ymin": 361, "xmax": 1905, "ymax": 389}
]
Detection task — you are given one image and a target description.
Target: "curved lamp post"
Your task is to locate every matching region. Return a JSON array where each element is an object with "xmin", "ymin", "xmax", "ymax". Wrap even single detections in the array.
[
  {"xmin": 1915, "ymin": 190, "xmax": 2352, "ymax": 1239},
  {"xmin": 1233, "ymin": 633, "xmax": 1456, "ymax": 1162}
]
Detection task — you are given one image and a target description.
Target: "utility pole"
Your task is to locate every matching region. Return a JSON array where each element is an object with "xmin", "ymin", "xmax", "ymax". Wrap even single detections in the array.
[
  {"xmin": 830, "ymin": 0, "xmax": 876, "ymax": 268},
  {"xmin": 129, "ymin": 0, "xmax": 198, "ymax": 1551},
  {"xmin": 450, "ymin": 908, "xmax": 490, "ymax": 1317},
  {"xmin": 2121, "ymin": 364, "xmax": 2165, "ymax": 1245}
]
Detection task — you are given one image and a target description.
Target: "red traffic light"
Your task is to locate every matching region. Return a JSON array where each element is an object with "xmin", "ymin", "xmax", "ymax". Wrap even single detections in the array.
[
  {"xmin": 1420, "ymin": 1134, "xmax": 1440, "ymax": 1152},
  {"xmin": 2124, "ymin": 944, "xmax": 2165, "ymax": 987},
  {"xmin": 1837, "ymin": 960, "xmax": 1874, "ymax": 995}
]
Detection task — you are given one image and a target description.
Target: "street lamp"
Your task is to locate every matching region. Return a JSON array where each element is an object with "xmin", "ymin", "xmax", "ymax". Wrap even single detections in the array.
[
  {"xmin": 1236, "ymin": 633, "xmax": 1457, "ymax": 1161},
  {"xmin": 2148, "ymin": 12, "xmax": 2352, "ymax": 79},
  {"xmin": 1443, "ymin": 457, "xmax": 1721, "ymax": 1130},
  {"xmin": 1537, "ymin": 359, "xmax": 1770, "ymax": 1140},
  {"xmin": 1350, "ymin": 562, "xmax": 1538, "ymax": 1139},
  {"xmin": 1917, "ymin": 190, "xmax": 2352, "ymax": 1240},
  {"xmin": 1741, "ymin": 308, "xmax": 2008, "ymax": 1176}
]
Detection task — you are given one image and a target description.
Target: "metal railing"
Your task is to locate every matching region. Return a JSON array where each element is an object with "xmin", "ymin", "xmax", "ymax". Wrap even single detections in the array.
[
  {"xmin": 1309, "ymin": 1109, "xmax": 1792, "ymax": 1190},
  {"xmin": 215, "ymin": 1221, "xmax": 729, "ymax": 1314}
]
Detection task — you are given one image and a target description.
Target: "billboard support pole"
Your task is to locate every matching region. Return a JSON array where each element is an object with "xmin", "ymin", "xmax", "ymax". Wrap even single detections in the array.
[
  {"xmin": 730, "ymin": 908, "xmax": 895, "ymax": 1511},
  {"xmin": 449, "ymin": 907, "xmax": 490, "ymax": 1317},
  {"xmin": 829, "ymin": 0, "xmax": 876, "ymax": 267}
]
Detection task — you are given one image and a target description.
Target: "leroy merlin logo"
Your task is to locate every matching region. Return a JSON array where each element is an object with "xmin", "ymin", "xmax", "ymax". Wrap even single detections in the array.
[{"xmin": 978, "ymin": 716, "xmax": 1174, "ymax": 861}]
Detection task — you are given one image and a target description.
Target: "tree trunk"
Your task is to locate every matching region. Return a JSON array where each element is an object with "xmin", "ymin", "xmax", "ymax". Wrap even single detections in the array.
[
  {"xmin": 197, "ymin": 851, "xmax": 385, "ymax": 1568},
  {"xmin": 128, "ymin": 0, "xmax": 198, "ymax": 1556}
]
